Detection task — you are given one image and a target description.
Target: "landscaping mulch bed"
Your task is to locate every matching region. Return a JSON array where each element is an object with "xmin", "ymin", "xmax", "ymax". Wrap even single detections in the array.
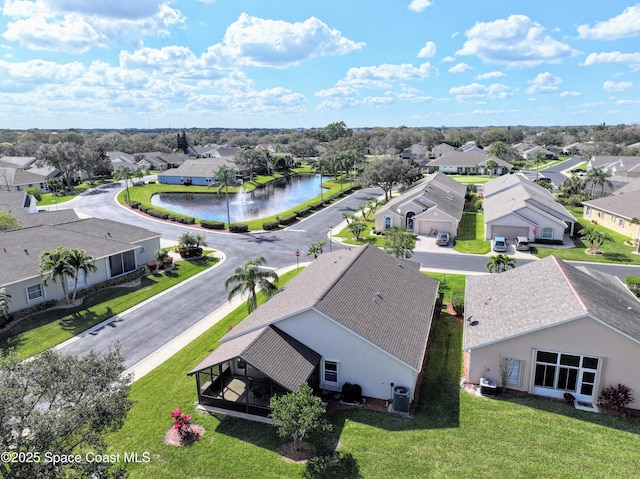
[
  {"xmin": 164, "ymin": 424, "xmax": 205, "ymax": 446},
  {"xmin": 277, "ymin": 441, "xmax": 316, "ymax": 463}
]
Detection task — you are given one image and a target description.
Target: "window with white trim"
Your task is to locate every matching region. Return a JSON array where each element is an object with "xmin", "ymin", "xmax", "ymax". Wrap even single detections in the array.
[
  {"xmin": 26, "ymin": 284, "xmax": 44, "ymax": 302},
  {"xmin": 610, "ymin": 214, "xmax": 616, "ymax": 221},
  {"xmin": 67, "ymin": 269, "xmax": 86, "ymax": 290},
  {"xmin": 542, "ymin": 227, "xmax": 553, "ymax": 239},
  {"xmin": 585, "ymin": 206, "xmax": 591, "ymax": 217},
  {"xmin": 504, "ymin": 358, "xmax": 523, "ymax": 386},
  {"xmin": 619, "ymin": 218, "xmax": 625, "ymax": 227},
  {"xmin": 384, "ymin": 216, "xmax": 392, "ymax": 230},
  {"xmin": 322, "ymin": 360, "xmax": 339, "ymax": 387}
]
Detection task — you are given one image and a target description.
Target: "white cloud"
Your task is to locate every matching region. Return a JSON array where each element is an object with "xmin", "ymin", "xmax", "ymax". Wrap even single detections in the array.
[
  {"xmin": 476, "ymin": 71, "xmax": 504, "ymax": 79},
  {"xmin": 408, "ymin": 0, "xmax": 432, "ymax": 13},
  {"xmin": 449, "ymin": 82, "xmax": 513, "ymax": 102},
  {"xmin": 578, "ymin": 5, "xmax": 640, "ymax": 40},
  {"xmin": 456, "ymin": 15, "xmax": 577, "ymax": 67},
  {"xmin": 212, "ymin": 13, "xmax": 365, "ymax": 68},
  {"xmin": 603, "ymin": 80, "xmax": 633, "ymax": 92},
  {"xmin": 527, "ymin": 72, "xmax": 562, "ymax": 94},
  {"xmin": 449, "ymin": 63, "xmax": 472, "ymax": 73},
  {"xmin": 560, "ymin": 91, "xmax": 581, "ymax": 97},
  {"xmin": 337, "ymin": 62, "xmax": 437, "ymax": 89},
  {"xmin": 417, "ymin": 41, "xmax": 436, "ymax": 58},
  {"xmin": 584, "ymin": 51, "xmax": 640, "ymax": 67},
  {"xmin": 2, "ymin": 0, "xmax": 183, "ymax": 53},
  {"xmin": 315, "ymin": 85, "xmax": 358, "ymax": 98},
  {"xmin": 363, "ymin": 96, "xmax": 394, "ymax": 107},
  {"xmin": 442, "ymin": 56, "xmax": 456, "ymax": 63}
]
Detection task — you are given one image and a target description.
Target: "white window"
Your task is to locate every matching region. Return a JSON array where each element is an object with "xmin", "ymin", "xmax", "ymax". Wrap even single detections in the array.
[
  {"xmin": 67, "ymin": 269, "xmax": 86, "ymax": 290},
  {"xmin": 619, "ymin": 218, "xmax": 625, "ymax": 227},
  {"xmin": 504, "ymin": 358, "xmax": 523, "ymax": 386},
  {"xmin": 610, "ymin": 214, "xmax": 616, "ymax": 221},
  {"xmin": 322, "ymin": 360, "xmax": 339, "ymax": 387},
  {"xmin": 542, "ymin": 228, "xmax": 553, "ymax": 239},
  {"xmin": 26, "ymin": 284, "xmax": 44, "ymax": 302},
  {"xmin": 533, "ymin": 350, "xmax": 600, "ymax": 399},
  {"xmin": 585, "ymin": 206, "xmax": 591, "ymax": 217},
  {"xmin": 384, "ymin": 216, "xmax": 392, "ymax": 230}
]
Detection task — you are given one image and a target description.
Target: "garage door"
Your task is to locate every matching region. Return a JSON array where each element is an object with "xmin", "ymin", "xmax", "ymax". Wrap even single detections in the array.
[
  {"xmin": 490, "ymin": 225, "xmax": 530, "ymax": 240},
  {"xmin": 417, "ymin": 220, "xmax": 453, "ymax": 235}
]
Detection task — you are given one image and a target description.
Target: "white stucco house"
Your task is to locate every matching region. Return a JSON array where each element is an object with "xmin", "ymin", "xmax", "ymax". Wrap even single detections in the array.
[
  {"xmin": 188, "ymin": 244, "xmax": 439, "ymax": 417},
  {"xmin": 482, "ymin": 174, "xmax": 576, "ymax": 241},
  {"xmin": 0, "ymin": 209, "xmax": 160, "ymax": 314},
  {"xmin": 426, "ymin": 151, "xmax": 512, "ymax": 176},
  {"xmin": 373, "ymin": 172, "xmax": 466, "ymax": 236},
  {"xmin": 464, "ymin": 256, "xmax": 640, "ymax": 411}
]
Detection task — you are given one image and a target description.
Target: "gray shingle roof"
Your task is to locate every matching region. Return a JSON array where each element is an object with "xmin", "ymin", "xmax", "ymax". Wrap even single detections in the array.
[
  {"xmin": 582, "ymin": 192, "xmax": 640, "ymax": 220},
  {"xmin": 53, "ymin": 218, "xmax": 160, "ymax": 244},
  {"xmin": 189, "ymin": 326, "xmax": 321, "ymax": 392},
  {"xmin": 224, "ymin": 244, "xmax": 439, "ymax": 371},
  {"xmin": 464, "ymin": 256, "xmax": 640, "ymax": 350},
  {"xmin": 160, "ymin": 159, "xmax": 233, "ymax": 178},
  {"xmin": 427, "ymin": 151, "xmax": 512, "ymax": 169}
]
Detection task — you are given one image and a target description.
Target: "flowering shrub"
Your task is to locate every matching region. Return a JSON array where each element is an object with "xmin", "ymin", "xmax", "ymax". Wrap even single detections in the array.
[
  {"xmin": 171, "ymin": 407, "xmax": 193, "ymax": 440},
  {"xmin": 599, "ymin": 384, "xmax": 633, "ymax": 418}
]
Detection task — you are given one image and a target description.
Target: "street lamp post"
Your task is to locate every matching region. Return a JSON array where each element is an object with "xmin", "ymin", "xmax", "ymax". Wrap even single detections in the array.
[{"xmin": 295, "ymin": 249, "xmax": 300, "ymax": 269}]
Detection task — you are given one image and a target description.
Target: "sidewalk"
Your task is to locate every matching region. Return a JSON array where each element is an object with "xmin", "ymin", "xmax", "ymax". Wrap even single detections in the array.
[{"xmin": 122, "ymin": 262, "xmax": 310, "ymax": 381}]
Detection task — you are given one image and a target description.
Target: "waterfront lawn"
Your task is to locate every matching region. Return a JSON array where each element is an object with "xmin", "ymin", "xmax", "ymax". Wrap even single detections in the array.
[
  {"xmin": 107, "ymin": 289, "xmax": 639, "ymax": 479},
  {"xmin": 453, "ymin": 211, "xmax": 490, "ymax": 254},
  {"xmin": 0, "ymin": 256, "xmax": 219, "ymax": 359}
]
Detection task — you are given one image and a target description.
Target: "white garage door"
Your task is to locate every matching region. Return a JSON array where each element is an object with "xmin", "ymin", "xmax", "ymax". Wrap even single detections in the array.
[
  {"xmin": 418, "ymin": 220, "xmax": 453, "ymax": 235},
  {"xmin": 491, "ymin": 225, "xmax": 530, "ymax": 240}
]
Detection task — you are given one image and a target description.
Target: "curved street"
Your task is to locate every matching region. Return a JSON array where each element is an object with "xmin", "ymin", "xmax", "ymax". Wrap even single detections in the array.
[{"xmin": 52, "ymin": 182, "xmax": 640, "ymax": 370}]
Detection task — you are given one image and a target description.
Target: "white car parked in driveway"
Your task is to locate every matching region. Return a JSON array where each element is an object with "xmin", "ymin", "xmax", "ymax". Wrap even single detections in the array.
[{"xmin": 492, "ymin": 236, "xmax": 507, "ymax": 252}]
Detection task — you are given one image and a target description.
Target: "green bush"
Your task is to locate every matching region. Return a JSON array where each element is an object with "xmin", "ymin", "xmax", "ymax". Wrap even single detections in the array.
[
  {"xmin": 451, "ymin": 289, "xmax": 465, "ymax": 316},
  {"xmin": 147, "ymin": 180, "xmax": 156, "ymax": 184},
  {"xmin": 179, "ymin": 216, "xmax": 195, "ymax": 224},
  {"xmin": 533, "ymin": 238, "xmax": 564, "ymax": 245},
  {"xmin": 278, "ymin": 214, "xmax": 297, "ymax": 226},
  {"xmin": 129, "ymin": 201, "xmax": 140, "ymax": 209},
  {"xmin": 474, "ymin": 199, "xmax": 483, "ymax": 210},
  {"xmin": 25, "ymin": 187, "xmax": 42, "ymax": 201},
  {"xmin": 625, "ymin": 276, "xmax": 640, "ymax": 297},
  {"xmin": 201, "ymin": 219, "xmax": 225, "ymax": 230},
  {"xmin": 146, "ymin": 208, "xmax": 169, "ymax": 220},
  {"xmin": 304, "ymin": 452, "xmax": 360, "ymax": 479},
  {"xmin": 229, "ymin": 223, "xmax": 249, "ymax": 233},
  {"xmin": 262, "ymin": 221, "xmax": 280, "ymax": 231}
]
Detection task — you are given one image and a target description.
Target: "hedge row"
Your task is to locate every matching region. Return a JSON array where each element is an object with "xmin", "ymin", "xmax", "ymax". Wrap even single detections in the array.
[
  {"xmin": 262, "ymin": 221, "xmax": 280, "ymax": 231},
  {"xmin": 533, "ymin": 238, "xmax": 564, "ymax": 245},
  {"xmin": 201, "ymin": 219, "xmax": 225, "ymax": 230},
  {"xmin": 229, "ymin": 224, "xmax": 249, "ymax": 233},
  {"xmin": 626, "ymin": 276, "xmax": 640, "ymax": 297}
]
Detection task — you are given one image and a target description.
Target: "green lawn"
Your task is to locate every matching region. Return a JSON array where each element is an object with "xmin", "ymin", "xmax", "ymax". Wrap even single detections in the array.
[
  {"xmin": 0, "ymin": 256, "xmax": 219, "ymax": 359},
  {"xmin": 38, "ymin": 181, "xmax": 107, "ymax": 206},
  {"xmin": 534, "ymin": 209, "xmax": 640, "ymax": 265},
  {"xmin": 448, "ymin": 175, "xmax": 493, "ymax": 184},
  {"xmin": 425, "ymin": 271, "xmax": 466, "ymax": 309},
  {"xmin": 106, "ymin": 289, "xmax": 639, "ymax": 479},
  {"xmin": 453, "ymin": 211, "xmax": 490, "ymax": 254}
]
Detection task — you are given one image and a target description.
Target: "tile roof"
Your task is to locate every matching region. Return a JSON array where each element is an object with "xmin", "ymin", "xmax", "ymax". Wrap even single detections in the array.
[
  {"xmin": 224, "ymin": 244, "xmax": 439, "ymax": 371},
  {"xmin": 189, "ymin": 326, "xmax": 321, "ymax": 392},
  {"xmin": 582, "ymin": 192, "xmax": 640, "ymax": 220},
  {"xmin": 464, "ymin": 256, "xmax": 640, "ymax": 350}
]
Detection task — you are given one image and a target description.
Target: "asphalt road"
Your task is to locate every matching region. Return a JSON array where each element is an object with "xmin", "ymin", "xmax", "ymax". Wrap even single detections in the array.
[{"xmin": 53, "ymin": 180, "xmax": 640, "ymax": 367}]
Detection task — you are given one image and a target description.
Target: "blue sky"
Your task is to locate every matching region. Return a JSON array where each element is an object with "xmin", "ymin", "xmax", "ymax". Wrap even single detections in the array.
[{"xmin": 0, "ymin": 0, "xmax": 639, "ymax": 130}]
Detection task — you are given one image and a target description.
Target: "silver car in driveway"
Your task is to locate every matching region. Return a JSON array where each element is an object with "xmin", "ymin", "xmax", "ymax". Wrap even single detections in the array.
[
  {"xmin": 436, "ymin": 231, "xmax": 451, "ymax": 246},
  {"xmin": 492, "ymin": 236, "xmax": 507, "ymax": 252}
]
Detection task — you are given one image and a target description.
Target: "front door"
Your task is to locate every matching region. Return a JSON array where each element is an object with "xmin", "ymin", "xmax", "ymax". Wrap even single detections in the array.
[{"xmin": 405, "ymin": 211, "xmax": 415, "ymax": 232}]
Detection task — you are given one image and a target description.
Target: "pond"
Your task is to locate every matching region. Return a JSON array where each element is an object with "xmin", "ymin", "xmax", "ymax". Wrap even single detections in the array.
[{"xmin": 150, "ymin": 174, "xmax": 324, "ymax": 223}]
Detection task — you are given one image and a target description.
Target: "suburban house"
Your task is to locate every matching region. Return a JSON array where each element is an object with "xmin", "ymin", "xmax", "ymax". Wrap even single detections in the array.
[
  {"xmin": 587, "ymin": 156, "xmax": 640, "ymax": 178},
  {"xmin": 482, "ymin": 174, "xmax": 576, "ymax": 241},
  {"xmin": 106, "ymin": 151, "xmax": 139, "ymax": 171},
  {"xmin": 582, "ymin": 192, "xmax": 640, "ymax": 240},
  {"xmin": 0, "ymin": 156, "xmax": 60, "ymax": 192},
  {"xmin": 136, "ymin": 152, "xmax": 188, "ymax": 171},
  {"xmin": 189, "ymin": 144, "xmax": 240, "ymax": 160},
  {"xmin": 402, "ymin": 144, "xmax": 430, "ymax": 164},
  {"xmin": 521, "ymin": 145, "xmax": 556, "ymax": 160},
  {"xmin": 373, "ymin": 172, "xmax": 466, "ymax": 236},
  {"xmin": 188, "ymin": 244, "xmax": 439, "ymax": 417},
  {"xmin": 463, "ymin": 256, "xmax": 640, "ymax": 410},
  {"xmin": 426, "ymin": 151, "xmax": 512, "ymax": 176},
  {"xmin": 0, "ymin": 197, "xmax": 160, "ymax": 314},
  {"xmin": 431, "ymin": 143, "xmax": 456, "ymax": 159},
  {"xmin": 158, "ymin": 158, "xmax": 236, "ymax": 186}
]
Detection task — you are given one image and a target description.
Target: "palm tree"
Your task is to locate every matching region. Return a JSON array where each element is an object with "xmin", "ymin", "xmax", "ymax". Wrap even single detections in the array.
[
  {"xmin": 347, "ymin": 219, "xmax": 366, "ymax": 240},
  {"xmin": 487, "ymin": 141, "xmax": 509, "ymax": 160},
  {"xmin": 225, "ymin": 257, "xmax": 279, "ymax": 314},
  {"xmin": 0, "ymin": 287, "xmax": 11, "ymax": 320},
  {"xmin": 533, "ymin": 151, "xmax": 546, "ymax": 179},
  {"xmin": 306, "ymin": 240, "xmax": 326, "ymax": 259},
  {"xmin": 214, "ymin": 165, "xmax": 237, "ymax": 228},
  {"xmin": 559, "ymin": 176, "xmax": 585, "ymax": 196},
  {"xmin": 39, "ymin": 247, "xmax": 74, "ymax": 304},
  {"xmin": 65, "ymin": 248, "xmax": 97, "ymax": 302},
  {"xmin": 580, "ymin": 225, "xmax": 612, "ymax": 254},
  {"xmin": 485, "ymin": 254, "xmax": 516, "ymax": 273},
  {"xmin": 114, "ymin": 165, "xmax": 136, "ymax": 204},
  {"xmin": 484, "ymin": 159, "xmax": 498, "ymax": 177},
  {"xmin": 586, "ymin": 167, "xmax": 612, "ymax": 198}
]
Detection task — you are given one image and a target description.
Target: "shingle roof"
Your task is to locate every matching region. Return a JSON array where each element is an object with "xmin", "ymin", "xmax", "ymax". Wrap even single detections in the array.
[
  {"xmin": 189, "ymin": 326, "xmax": 321, "ymax": 392},
  {"xmin": 483, "ymin": 175, "xmax": 574, "ymax": 225},
  {"xmin": 160, "ymin": 159, "xmax": 233, "ymax": 178},
  {"xmin": 427, "ymin": 151, "xmax": 512, "ymax": 169},
  {"xmin": 53, "ymin": 218, "xmax": 160, "ymax": 244},
  {"xmin": 464, "ymin": 256, "xmax": 640, "ymax": 350},
  {"xmin": 582, "ymin": 192, "xmax": 640, "ymax": 220},
  {"xmin": 224, "ymin": 244, "xmax": 439, "ymax": 371}
]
